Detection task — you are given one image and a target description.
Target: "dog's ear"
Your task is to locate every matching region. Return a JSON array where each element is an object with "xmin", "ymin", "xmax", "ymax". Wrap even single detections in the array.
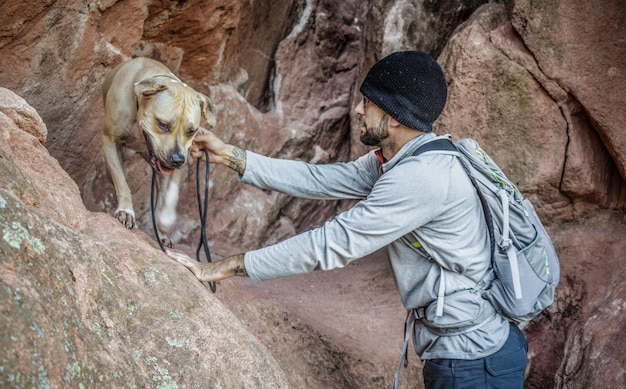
[
  {"xmin": 134, "ymin": 78, "xmax": 168, "ymax": 102},
  {"xmin": 198, "ymin": 93, "xmax": 217, "ymax": 128}
]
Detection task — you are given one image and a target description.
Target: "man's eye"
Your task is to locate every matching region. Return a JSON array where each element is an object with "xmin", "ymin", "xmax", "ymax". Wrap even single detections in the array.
[{"xmin": 157, "ymin": 120, "xmax": 170, "ymax": 132}]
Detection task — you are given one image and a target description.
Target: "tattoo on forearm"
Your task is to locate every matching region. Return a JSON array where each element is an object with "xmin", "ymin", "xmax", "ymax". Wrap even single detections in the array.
[
  {"xmin": 233, "ymin": 265, "xmax": 248, "ymax": 277},
  {"xmin": 227, "ymin": 147, "xmax": 247, "ymax": 175}
]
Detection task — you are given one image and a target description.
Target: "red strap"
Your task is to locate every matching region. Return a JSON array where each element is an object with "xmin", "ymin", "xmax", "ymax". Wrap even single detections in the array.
[{"xmin": 375, "ymin": 149, "xmax": 386, "ymax": 174}]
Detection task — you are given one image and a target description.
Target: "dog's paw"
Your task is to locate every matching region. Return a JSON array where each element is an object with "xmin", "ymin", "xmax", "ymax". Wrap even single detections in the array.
[
  {"xmin": 114, "ymin": 209, "xmax": 136, "ymax": 229},
  {"xmin": 160, "ymin": 236, "xmax": 174, "ymax": 249}
]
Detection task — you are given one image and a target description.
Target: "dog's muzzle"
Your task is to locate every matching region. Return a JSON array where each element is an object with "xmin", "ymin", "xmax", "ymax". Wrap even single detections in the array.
[{"xmin": 143, "ymin": 131, "xmax": 185, "ymax": 176}]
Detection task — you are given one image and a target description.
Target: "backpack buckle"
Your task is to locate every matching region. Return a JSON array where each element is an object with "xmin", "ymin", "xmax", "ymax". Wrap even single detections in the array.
[
  {"xmin": 500, "ymin": 238, "xmax": 512, "ymax": 248},
  {"xmin": 414, "ymin": 307, "xmax": 427, "ymax": 319}
]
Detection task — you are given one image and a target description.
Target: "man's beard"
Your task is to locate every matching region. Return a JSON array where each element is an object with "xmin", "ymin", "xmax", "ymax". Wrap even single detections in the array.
[{"xmin": 360, "ymin": 115, "xmax": 390, "ymax": 146}]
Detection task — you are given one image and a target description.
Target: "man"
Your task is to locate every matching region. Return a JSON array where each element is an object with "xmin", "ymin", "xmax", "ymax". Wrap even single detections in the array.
[{"xmin": 167, "ymin": 51, "xmax": 528, "ymax": 388}]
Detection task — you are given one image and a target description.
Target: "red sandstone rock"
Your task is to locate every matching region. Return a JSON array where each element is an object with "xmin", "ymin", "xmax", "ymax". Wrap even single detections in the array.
[
  {"xmin": 0, "ymin": 0, "xmax": 624, "ymax": 388},
  {"xmin": 437, "ymin": 4, "xmax": 626, "ymax": 387},
  {"xmin": 511, "ymin": 0, "xmax": 626, "ymax": 180},
  {"xmin": 0, "ymin": 88, "xmax": 289, "ymax": 388}
]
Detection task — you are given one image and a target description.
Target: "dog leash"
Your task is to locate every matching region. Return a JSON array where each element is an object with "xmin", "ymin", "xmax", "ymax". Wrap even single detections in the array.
[
  {"xmin": 194, "ymin": 150, "xmax": 217, "ymax": 292},
  {"xmin": 150, "ymin": 149, "xmax": 216, "ymax": 293}
]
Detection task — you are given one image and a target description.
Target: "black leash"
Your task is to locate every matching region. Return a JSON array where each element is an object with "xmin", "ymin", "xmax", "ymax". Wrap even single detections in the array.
[
  {"xmin": 195, "ymin": 150, "xmax": 217, "ymax": 292},
  {"xmin": 150, "ymin": 149, "xmax": 216, "ymax": 293},
  {"xmin": 150, "ymin": 171, "xmax": 166, "ymax": 252}
]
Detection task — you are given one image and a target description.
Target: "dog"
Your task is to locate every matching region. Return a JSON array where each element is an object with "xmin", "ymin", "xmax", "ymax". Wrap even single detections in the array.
[{"xmin": 102, "ymin": 57, "xmax": 216, "ymax": 247}]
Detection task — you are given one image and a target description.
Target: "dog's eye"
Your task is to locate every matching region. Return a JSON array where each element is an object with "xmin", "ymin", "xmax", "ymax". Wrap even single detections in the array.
[
  {"xmin": 157, "ymin": 120, "xmax": 170, "ymax": 132},
  {"xmin": 186, "ymin": 128, "xmax": 197, "ymax": 137}
]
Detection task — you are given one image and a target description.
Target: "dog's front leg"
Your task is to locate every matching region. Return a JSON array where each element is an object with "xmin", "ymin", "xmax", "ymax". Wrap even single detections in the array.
[
  {"xmin": 102, "ymin": 134, "xmax": 136, "ymax": 228},
  {"xmin": 155, "ymin": 163, "xmax": 189, "ymax": 248}
]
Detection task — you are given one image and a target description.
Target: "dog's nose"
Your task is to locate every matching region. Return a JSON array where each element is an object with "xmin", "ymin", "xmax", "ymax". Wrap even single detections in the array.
[{"xmin": 170, "ymin": 153, "xmax": 185, "ymax": 168}]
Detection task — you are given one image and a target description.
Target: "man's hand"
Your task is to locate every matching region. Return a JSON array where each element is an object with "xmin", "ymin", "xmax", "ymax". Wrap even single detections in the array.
[
  {"xmin": 166, "ymin": 249, "xmax": 248, "ymax": 282},
  {"xmin": 191, "ymin": 129, "xmax": 247, "ymax": 175},
  {"xmin": 190, "ymin": 129, "xmax": 227, "ymax": 162}
]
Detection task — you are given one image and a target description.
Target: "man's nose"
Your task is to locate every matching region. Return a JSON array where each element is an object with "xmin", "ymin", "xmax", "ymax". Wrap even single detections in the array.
[{"xmin": 354, "ymin": 99, "xmax": 364, "ymax": 115}]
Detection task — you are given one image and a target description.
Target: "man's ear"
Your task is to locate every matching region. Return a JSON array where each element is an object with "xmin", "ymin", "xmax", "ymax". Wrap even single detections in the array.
[
  {"xmin": 134, "ymin": 77, "xmax": 168, "ymax": 103},
  {"xmin": 198, "ymin": 93, "xmax": 217, "ymax": 128},
  {"xmin": 389, "ymin": 116, "xmax": 401, "ymax": 127}
]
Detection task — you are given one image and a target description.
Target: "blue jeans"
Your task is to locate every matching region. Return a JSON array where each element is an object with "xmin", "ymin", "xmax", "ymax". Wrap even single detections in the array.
[{"xmin": 422, "ymin": 323, "xmax": 527, "ymax": 389}]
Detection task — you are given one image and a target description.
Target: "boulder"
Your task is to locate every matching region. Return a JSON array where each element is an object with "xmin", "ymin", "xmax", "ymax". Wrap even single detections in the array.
[
  {"xmin": 0, "ymin": 87, "xmax": 288, "ymax": 388},
  {"xmin": 437, "ymin": 4, "xmax": 626, "ymax": 387},
  {"xmin": 511, "ymin": 0, "xmax": 626, "ymax": 180}
]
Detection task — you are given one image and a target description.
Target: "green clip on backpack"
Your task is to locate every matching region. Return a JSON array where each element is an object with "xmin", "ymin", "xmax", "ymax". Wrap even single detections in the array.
[{"xmin": 412, "ymin": 137, "xmax": 560, "ymax": 323}]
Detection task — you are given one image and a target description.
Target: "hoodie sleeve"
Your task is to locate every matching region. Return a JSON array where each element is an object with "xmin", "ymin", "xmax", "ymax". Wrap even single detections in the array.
[
  {"xmin": 243, "ymin": 155, "xmax": 453, "ymax": 282},
  {"xmin": 239, "ymin": 151, "xmax": 381, "ymax": 200}
]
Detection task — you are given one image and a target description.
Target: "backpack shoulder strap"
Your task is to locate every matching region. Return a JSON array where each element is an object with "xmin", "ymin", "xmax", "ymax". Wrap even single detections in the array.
[
  {"xmin": 411, "ymin": 137, "xmax": 457, "ymax": 157},
  {"xmin": 411, "ymin": 137, "xmax": 496, "ymax": 262}
]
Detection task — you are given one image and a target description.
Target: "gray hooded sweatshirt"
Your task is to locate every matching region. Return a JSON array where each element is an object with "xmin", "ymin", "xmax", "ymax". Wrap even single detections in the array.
[{"xmin": 241, "ymin": 133, "xmax": 510, "ymax": 360}]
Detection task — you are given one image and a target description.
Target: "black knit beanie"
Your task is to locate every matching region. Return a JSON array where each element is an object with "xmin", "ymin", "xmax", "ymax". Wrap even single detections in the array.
[{"xmin": 360, "ymin": 51, "xmax": 447, "ymax": 132}]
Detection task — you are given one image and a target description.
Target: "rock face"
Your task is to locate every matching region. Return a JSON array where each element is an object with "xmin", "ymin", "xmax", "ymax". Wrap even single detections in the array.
[
  {"xmin": 437, "ymin": 4, "xmax": 626, "ymax": 388},
  {"xmin": 0, "ymin": 88, "xmax": 288, "ymax": 387},
  {"xmin": 0, "ymin": 0, "xmax": 625, "ymax": 388}
]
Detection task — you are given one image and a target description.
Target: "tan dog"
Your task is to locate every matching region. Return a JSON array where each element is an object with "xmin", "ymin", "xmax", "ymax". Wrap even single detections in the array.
[{"xmin": 102, "ymin": 57, "xmax": 216, "ymax": 246}]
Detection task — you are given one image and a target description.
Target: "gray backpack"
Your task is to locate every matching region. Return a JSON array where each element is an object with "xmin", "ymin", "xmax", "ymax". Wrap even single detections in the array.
[
  {"xmin": 413, "ymin": 137, "xmax": 560, "ymax": 322},
  {"xmin": 393, "ymin": 137, "xmax": 561, "ymax": 389}
]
